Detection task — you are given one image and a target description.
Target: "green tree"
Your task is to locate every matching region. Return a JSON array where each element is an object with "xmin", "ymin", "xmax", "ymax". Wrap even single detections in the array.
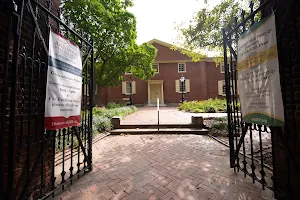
[
  {"xmin": 176, "ymin": 0, "xmax": 260, "ymax": 59},
  {"xmin": 63, "ymin": 0, "xmax": 157, "ymax": 90}
]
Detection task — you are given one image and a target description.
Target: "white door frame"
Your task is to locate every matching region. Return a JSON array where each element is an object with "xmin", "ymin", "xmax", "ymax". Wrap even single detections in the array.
[{"xmin": 147, "ymin": 80, "xmax": 164, "ymax": 105}]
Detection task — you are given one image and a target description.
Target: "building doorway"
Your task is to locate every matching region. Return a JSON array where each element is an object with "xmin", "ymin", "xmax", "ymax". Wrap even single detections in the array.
[{"xmin": 148, "ymin": 80, "xmax": 164, "ymax": 105}]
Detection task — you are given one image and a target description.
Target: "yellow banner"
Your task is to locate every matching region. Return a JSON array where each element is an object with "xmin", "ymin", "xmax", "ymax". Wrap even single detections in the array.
[{"xmin": 237, "ymin": 45, "xmax": 278, "ymax": 71}]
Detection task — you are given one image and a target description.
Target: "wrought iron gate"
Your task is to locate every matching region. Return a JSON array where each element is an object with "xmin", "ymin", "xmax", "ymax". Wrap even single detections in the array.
[
  {"xmin": 1, "ymin": 0, "xmax": 94, "ymax": 199},
  {"xmin": 223, "ymin": 1, "xmax": 300, "ymax": 198},
  {"xmin": 222, "ymin": 0, "xmax": 275, "ymax": 191}
]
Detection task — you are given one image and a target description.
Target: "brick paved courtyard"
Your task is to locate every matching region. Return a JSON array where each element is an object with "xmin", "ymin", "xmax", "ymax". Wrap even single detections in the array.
[{"xmin": 54, "ymin": 135, "xmax": 274, "ymax": 200}]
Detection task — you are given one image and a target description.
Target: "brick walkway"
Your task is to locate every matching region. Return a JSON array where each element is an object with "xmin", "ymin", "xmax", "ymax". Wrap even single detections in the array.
[
  {"xmin": 121, "ymin": 107, "xmax": 227, "ymax": 125},
  {"xmin": 54, "ymin": 135, "xmax": 274, "ymax": 200}
]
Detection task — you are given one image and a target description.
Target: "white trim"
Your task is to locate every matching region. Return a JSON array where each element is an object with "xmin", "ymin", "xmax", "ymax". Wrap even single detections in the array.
[
  {"xmin": 178, "ymin": 63, "xmax": 186, "ymax": 73},
  {"xmin": 125, "ymin": 72, "xmax": 132, "ymax": 75},
  {"xmin": 222, "ymin": 80, "xmax": 226, "ymax": 96},
  {"xmin": 217, "ymin": 80, "xmax": 226, "ymax": 96}
]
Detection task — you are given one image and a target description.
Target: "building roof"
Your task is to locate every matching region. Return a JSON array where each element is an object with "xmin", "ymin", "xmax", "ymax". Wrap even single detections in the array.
[
  {"xmin": 148, "ymin": 39, "xmax": 222, "ymax": 63},
  {"xmin": 147, "ymin": 39, "xmax": 184, "ymax": 51}
]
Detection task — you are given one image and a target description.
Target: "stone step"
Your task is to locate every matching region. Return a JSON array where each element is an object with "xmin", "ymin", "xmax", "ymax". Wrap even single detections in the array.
[
  {"xmin": 118, "ymin": 124, "xmax": 203, "ymax": 129},
  {"xmin": 110, "ymin": 128, "xmax": 208, "ymax": 135}
]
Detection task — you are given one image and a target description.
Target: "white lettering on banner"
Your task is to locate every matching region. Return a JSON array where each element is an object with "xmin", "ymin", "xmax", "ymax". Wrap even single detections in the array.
[
  {"xmin": 44, "ymin": 31, "xmax": 82, "ymax": 130},
  {"xmin": 237, "ymin": 15, "xmax": 284, "ymax": 126}
]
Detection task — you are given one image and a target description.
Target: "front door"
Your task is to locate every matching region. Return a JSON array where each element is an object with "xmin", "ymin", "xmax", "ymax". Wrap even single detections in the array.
[{"xmin": 150, "ymin": 84, "xmax": 162, "ymax": 104}]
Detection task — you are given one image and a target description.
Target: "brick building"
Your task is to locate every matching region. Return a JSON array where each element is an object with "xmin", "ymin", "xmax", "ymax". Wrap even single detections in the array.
[{"xmin": 96, "ymin": 39, "xmax": 227, "ymax": 106}]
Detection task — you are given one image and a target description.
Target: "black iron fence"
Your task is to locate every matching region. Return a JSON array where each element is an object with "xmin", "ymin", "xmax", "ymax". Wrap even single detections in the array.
[{"xmin": 1, "ymin": 0, "xmax": 94, "ymax": 199}]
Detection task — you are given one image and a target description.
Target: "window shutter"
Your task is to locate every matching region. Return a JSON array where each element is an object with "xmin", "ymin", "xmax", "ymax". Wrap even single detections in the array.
[
  {"xmin": 218, "ymin": 81, "xmax": 223, "ymax": 95},
  {"xmin": 83, "ymin": 85, "xmax": 89, "ymax": 96},
  {"xmin": 186, "ymin": 79, "xmax": 190, "ymax": 93},
  {"xmin": 231, "ymin": 81, "xmax": 239, "ymax": 95},
  {"xmin": 175, "ymin": 80, "xmax": 179, "ymax": 93},
  {"xmin": 95, "ymin": 85, "xmax": 98, "ymax": 95},
  {"xmin": 132, "ymin": 81, "xmax": 136, "ymax": 94},
  {"xmin": 122, "ymin": 82, "xmax": 126, "ymax": 94}
]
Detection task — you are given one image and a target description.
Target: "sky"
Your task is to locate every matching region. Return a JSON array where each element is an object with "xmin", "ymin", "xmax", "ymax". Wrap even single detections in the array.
[{"xmin": 128, "ymin": 0, "xmax": 220, "ymax": 46}]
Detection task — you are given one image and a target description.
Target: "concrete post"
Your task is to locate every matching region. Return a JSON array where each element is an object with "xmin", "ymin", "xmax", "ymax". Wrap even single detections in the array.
[
  {"xmin": 191, "ymin": 116, "xmax": 204, "ymax": 128},
  {"xmin": 111, "ymin": 116, "xmax": 121, "ymax": 129}
]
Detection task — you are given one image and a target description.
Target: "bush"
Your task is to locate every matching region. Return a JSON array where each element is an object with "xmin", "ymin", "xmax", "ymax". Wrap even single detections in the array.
[
  {"xmin": 106, "ymin": 102, "xmax": 123, "ymax": 109},
  {"xmin": 92, "ymin": 105, "xmax": 137, "ymax": 132},
  {"xmin": 93, "ymin": 116, "xmax": 113, "ymax": 132},
  {"xmin": 211, "ymin": 122, "xmax": 227, "ymax": 130},
  {"xmin": 179, "ymin": 98, "xmax": 227, "ymax": 113},
  {"xmin": 56, "ymin": 104, "xmax": 137, "ymax": 152}
]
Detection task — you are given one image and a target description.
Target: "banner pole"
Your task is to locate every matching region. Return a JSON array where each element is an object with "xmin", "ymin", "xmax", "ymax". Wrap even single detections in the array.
[{"xmin": 157, "ymin": 98, "xmax": 159, "ymax": 131}]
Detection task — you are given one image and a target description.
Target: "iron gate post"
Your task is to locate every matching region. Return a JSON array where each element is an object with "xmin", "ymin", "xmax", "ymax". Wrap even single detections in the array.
[
  {"xmin": 222, "ymin": 28, "xmax": 235, "ymax": 168},
  {"xmin": 88, "ymin": 39, "xmax": 95, "ymax": 171}
]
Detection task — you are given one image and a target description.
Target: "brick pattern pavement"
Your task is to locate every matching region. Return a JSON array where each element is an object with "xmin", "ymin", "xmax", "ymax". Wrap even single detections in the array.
[{"xmin": 53, "ymin": 135, "xmax": 275, "ymax": 200}]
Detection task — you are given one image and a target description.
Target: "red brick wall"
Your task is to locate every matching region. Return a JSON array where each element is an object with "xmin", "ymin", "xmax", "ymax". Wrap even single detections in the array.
[
  {"xmin": 206, "ymin": 62, "xmax": 226, "ymax": 98},
  {"xmin": 0, "ymin": 8, "xmax": 10, "ymax": 199},
  {"xmin": 152, "ymin": 43, "xmax": 190, "ymax": 61},
  {"xmin": 95, "ymin": 43, "xmax": 227, "ymax": 106},
  {"xmin": 96, "ymin": 59, "xmax": 226, "ymax": 105},
  {"xmin": 266, "ymin": 0, "xmax": 300, "ymax": 199},
  {"xmin": 1, "ymin": 0, "xmax": 60, "ymax": 199}
]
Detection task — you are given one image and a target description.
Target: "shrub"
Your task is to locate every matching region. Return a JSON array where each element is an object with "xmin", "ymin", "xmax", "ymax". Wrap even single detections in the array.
[
  {"xmin": 211, "ymin": 122, "xmax": 228, "ymax": 130},
  {"xmin": 179, "ymin": 98, "xmax": 227, "ymax": 113},
  {"xmin": 206, "ymin": 106, "xmax": 216, "ymax": 113},
  {"xmin": 56, "ymin": 104, "xmax": 137, "ymax": 151},
  {"xmin": 92, "ymin": 105, "xmax": 137, "ymax": 132},
  {"xmin": 106, "ymin": 102, "xmax": 123, "ymax": 109},
  {"xmin": 93, "ymin": 116, "xmax": 113, "ymax": 132}
]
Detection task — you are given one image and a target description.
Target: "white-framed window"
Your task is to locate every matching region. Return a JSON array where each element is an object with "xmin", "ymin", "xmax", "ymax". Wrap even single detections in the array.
[
  {"xmin": 125, "ymin": 71, "xmax": 132, "ymax": 75},
  {"xmin": 218, "ymin": 80, "xmax": 226, "ymax": 96},
  {"xmin": 152, "ymin": 64, "xmax": 159, "ymax": 73},
  {"xmin": 178, "ymin": 63, "xmax": 186, "ymax": 72},
  {"xmin": 220, "ymin": 62, "xmax": 237, "ymax": 73},
  {"xmin": 125, "ymin": 82, "xmax": 132, "ymax": 94},
  {"xmin": 122, "ymin": 81, "xmax": 136, "ymax": 95},
  {"xmin": 220, "ymin": 62, "xmax": 227, "ymax": 73},
  {"xmin": 218, "ymin": 80, "xmax": 238, "ymax": 96},
  {"xmin": 175, "ymin": 79, "xmax": 190, "ymax": 93}
]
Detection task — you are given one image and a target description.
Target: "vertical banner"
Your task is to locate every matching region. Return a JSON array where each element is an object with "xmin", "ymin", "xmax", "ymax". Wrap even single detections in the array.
[
  {"xmin": 44, "ymin": 31, "xmax": 83, "ymax": 130},
  {"xmin": 237, "ymin": 15, "xmax": 284, "ymax": 126}
]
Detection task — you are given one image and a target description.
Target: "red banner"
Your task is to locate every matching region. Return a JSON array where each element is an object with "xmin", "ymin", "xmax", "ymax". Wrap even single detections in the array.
[{"xmin": 44, "ymin": 116, "xmax": 80, "ymax": 130}]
